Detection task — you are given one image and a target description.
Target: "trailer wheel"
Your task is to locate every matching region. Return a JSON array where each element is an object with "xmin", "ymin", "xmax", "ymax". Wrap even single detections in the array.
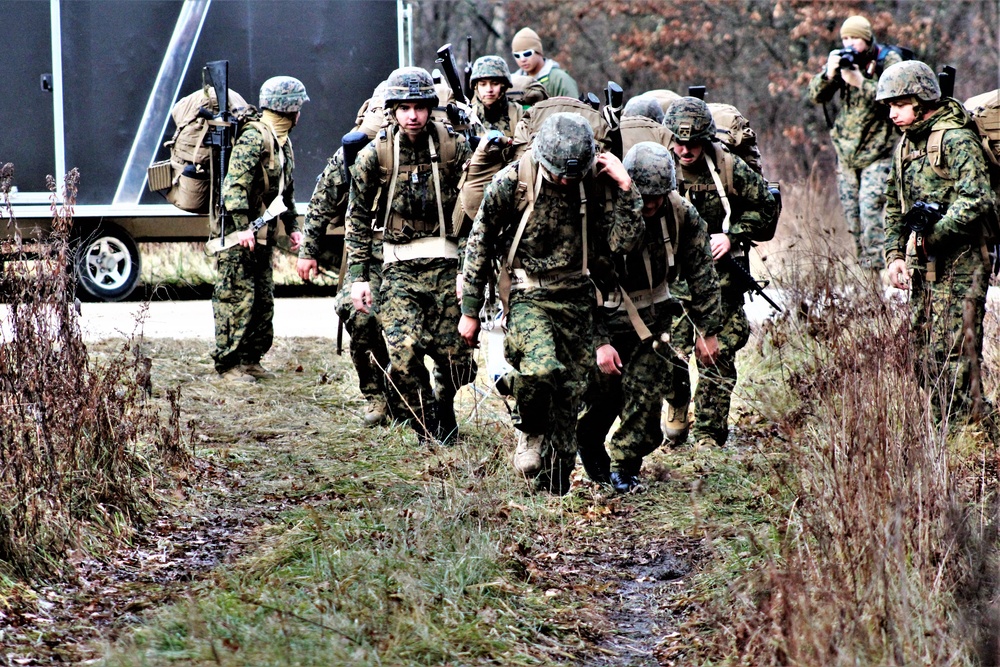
[{"xmin": 74, "ymin": 223, "xmax": 141, "ymax": 301}]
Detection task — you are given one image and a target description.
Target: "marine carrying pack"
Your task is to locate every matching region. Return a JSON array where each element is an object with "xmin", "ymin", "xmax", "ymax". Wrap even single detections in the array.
[{"xmin": 148, "ymin": 86, "xmax": 249, "ymax": 213}]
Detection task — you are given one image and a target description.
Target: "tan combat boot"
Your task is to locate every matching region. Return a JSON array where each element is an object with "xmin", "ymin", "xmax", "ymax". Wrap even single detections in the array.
[
  {"xmin": 513, "ymin": 431, "xmax": 544, "ymax": 477},
  {"xmin": 242, "ymin": 363, "xmax": 276, "ymax": 380},
  {"xmin": 363, "ymin": 397, "xmax": 388, "ymax": 427},
  {"xmin": 220, "ymin": 366, "xmax": 256, "ymax": 383},
  {"xmin": 663, "ymin": 401, "xmax": 690, "ymax": 447}
]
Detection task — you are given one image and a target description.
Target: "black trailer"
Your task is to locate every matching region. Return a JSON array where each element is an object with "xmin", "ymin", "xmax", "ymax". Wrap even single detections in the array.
[{"xmin": 2, "ymin": 0, "xmax": 411, "ymax": 300}]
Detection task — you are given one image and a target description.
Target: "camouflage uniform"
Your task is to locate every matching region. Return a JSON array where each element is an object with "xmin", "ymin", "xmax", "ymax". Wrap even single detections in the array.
[
  {"xmin": 881, "ymin": 69, "xmax": 995, "ymax": 420},
  {"xmin": 213, "ymin": 113, "xmax": 298, "ymax": 374},
  {"xmin": 346, "ymin": 74, "xmax": 475, "ymax": 441},
  {"xmin": 462, "ymin": 115, "xmax": 644, "ymax": 492},
  {"xmin": 809, "ymin": 46, "xmax": 901, "ymax": 269},
  {"xmin": 302, "ymin": 146, "xmax": 392, "ymax": 410},
  {"xmin": 577, "ymin": 145, "xmax": 722, "ymax": 485},
  {"xmin": 666, "ymin": 98, "xmax": 778, "ymax": 447}
]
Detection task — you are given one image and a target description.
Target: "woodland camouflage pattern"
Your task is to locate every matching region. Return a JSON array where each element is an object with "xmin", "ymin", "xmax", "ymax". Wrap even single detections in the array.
[
  {"xmin": 884, "ymin": 98, "xmax": 995, "ymax": 419},
  {"xmin": 876, "ymin": 60, "xmax": 941, "ymax": 103},
  {"xmin": 462, "ymin": 155, "xmax": 644, "ymax": 491},
  {"xmin": 213, "ymin": 118, "xmax": 298, "ymax": 374},
  {"xmin": 470, "ymin": 55, "xmax": 513, "ymax": 88},
  {"xmin": 836, "ymin": 158, "xmax": 891, "ymax": 269},
  {"xmin": 579, "ymin": 194, "xmax": 722, "ymax": 478},
  {"xmin": 300, "ymin": 147, "xmax": 347, "ymax": 260},
  {"xmin": 346, "ymin": 120, "xmax": 474, "ymax": 436},
  {"xmin": 664, "ymin": 97, "xmax": 717, "ymax": 143},
  {"xmin": 674, "ymin": 147, "xmax": 775, "ymax": 445},
  {"xmin": 258, "ymin": 76, "xmax": 309, "ymax": 113},
  {"xmin": 808, "ymin": 49, "xmax": 901, "ymax": 169},
  {"xmin": 472, "ymin": 98, "xmax": 522, "ymax": 137}
]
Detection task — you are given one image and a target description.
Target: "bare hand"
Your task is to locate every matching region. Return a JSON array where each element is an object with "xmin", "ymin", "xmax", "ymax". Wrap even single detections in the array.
[
  {"xmin": 825, "ymin": 50, "xmax": 842, "ymax": 79},
  {"xmin": 595, "ymin": 153, "xmax": 633, "ymax": 191},
  {"xmin": 459, "ymin": 314, "xmax": 480, "ymax": 348},
  {"xmin": 694, "ymin": 334, "xmax": 720, "ymax": 365},
  {"xmin": 839, "ymin": 66, "xmax": 863, "ymax": 89},
  {"xmin": 710, "ymin": 233, "xmax": 731, "ymax": 260},
  {"xmin": 296, "ymin": 258, "xmax": 318, "ymax": 282},
  {"xmin": 237, "ymin": 228, "xmax": 256, "ymax": 250},
  {"xmin": 351, "ymin": 281, "xmax": 373, "ymax": 313},
  {"xmin": 289, "ymin": 231, "xmax": 304, "ymax": 252},
  {"xmin": 597, "ymin": 344, "xmax": 623, "ymax": 375},
  {"xmin": 887, "ymin": 258, "xmax": 910, "ymax": 290}
]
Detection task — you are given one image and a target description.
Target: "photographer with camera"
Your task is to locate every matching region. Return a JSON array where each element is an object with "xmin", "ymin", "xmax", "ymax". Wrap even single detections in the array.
[
  {"xmin": 809, "ymin": 15, "xmax": 902, "ymax": 273},
  {"xmin": 879, "ymin": 61, "xmax": 996, "ymax": 423}
]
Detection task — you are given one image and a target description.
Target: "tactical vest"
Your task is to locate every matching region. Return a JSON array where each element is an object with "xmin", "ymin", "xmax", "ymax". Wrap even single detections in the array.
[{"xmin": 374, "ymin": 121, "xmax": 461, "ymax": 238}]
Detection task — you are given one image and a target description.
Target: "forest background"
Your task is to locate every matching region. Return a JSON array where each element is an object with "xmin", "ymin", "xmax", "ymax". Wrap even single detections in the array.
[{"xmin": 412, "ymin": 0, "xmax": 999, "ymax": 182}]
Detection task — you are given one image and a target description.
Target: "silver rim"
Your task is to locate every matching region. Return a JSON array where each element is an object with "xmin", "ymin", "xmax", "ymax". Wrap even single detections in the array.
[{"xmin": 81, "ymin": 235, "xmax": 133, "ymax": 291}]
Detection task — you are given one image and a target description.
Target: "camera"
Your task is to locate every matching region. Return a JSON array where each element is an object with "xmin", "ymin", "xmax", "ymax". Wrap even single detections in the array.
[
  {"xmin": 836, "ymin": 47, "xmax": 859, "ymax": 70},
  {"xmin": 903, "ymin": 201, "xmax": 943, "ymax": 234}
]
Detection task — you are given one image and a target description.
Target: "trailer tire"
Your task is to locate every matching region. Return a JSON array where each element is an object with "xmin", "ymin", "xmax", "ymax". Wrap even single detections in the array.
[{"xmin": 74, "ymin": 222, "xmax": 141, "ymax": 301}]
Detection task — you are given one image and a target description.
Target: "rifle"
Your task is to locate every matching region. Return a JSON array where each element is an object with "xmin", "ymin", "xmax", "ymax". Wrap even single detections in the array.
[
  {"xmin": 336, "ymin": 130, "xmax": 373, "ymax": 355},
  {"xmin": 435, "ymin": 43, "xmax": 470, "ymax": 105},
  {"xmin": 718, "ymin": 252, "xmax": 782, "ymax": 312},
  {"xmin": 200, "ymin": 60, "xmax": 238, "ymax": 240},
  {"xmin": 938, "ymin": 65, "xmax": 956, "ymax": 99},
  {"xmin": 463, "ymin": 35, "xmax": 474, "ymax": 101},
  {"xmin": 583, "ymin": 92, "xmax": 600, "ymax": 110},
  {"xmin": 687, "ymin": 85, "xmax": 706, "ymax": 100},
  {"xmin": 603, "ymin": 81, "xmax": 624, "ymax": 159},
  {"xmin": 205, "ymin": 197, "xmax": 288, "ymax": 254}
]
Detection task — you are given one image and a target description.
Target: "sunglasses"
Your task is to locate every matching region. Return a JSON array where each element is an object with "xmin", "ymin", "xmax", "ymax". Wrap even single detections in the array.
[{"xmin": 511, "ymin": 49, "xmax": 535, "ymax": 59}]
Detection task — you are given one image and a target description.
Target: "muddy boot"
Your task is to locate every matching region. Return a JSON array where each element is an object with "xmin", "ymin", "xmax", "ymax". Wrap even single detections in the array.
[
  {"xmin": 242, "ymin": 363, "xmax": 276, "ymax": 380},
  {"xmin": 663, "ymin": 401, "xmax": 690, "ymax": 448},
  {"xmin": 513, "ymin": 431, "xmax": 544, "ymax": 477},
  {"xmin": 363, "ymin": 396, "xmax": 389, "ymax": 427},
  {"xmin": 610, "ymin": 459, "xmax": 642, "ymax": 494},
  {"xmin": 577, "ymin": 438, "xmax": 611, "ymax": 485},
  {"xmin": 433, "ymin": 389, "xmax": 459, "ymax": 445}
]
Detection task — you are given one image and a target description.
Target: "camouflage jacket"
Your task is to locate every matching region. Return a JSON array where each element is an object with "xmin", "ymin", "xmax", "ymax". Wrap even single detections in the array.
[
  {"xmin": 299, "ymin": 147, "xmax": 347, "ymax": 260},
  {"xmin": 676, "ymin": 147, "xmax": 776, "ymax": 296},
  {"xmin": 808, "ymin": 48, "xmax": 902, "ymax": 170},
  {"xmin": 885, "ymin": 98, "xmax": 996, "ymax": 273},
  {"xmin": 345, "ymin": 123, "xmax": 472, "ymax": 280},
  {"xmin": 222, "ymin": 120, "xmax": 298, "ymax": 236},
  {"xmin": 472, "ymin": 97, "xmax": 522, "ymax": 137},
  {"xmin": 460, "ymin": 156, "xmax": 645, "ymax": 317},
  {"xmin": 596, "ymin": 196, "xmax": 722, "ymax": 346}
]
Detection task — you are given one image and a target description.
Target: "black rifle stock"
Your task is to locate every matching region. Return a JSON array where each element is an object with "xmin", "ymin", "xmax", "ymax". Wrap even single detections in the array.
[
  {"xmin": 938, "ymin": 65, "xmax": 956, "ymax": 99},
  {"xmin": 718, "ymin": 253, "xmax": 782, "ymax": 312},
  {"xmin": 201, "ymin": 60, "xmax": 238, "ymax": 239},
  {"xmin": 604, "ymin": 81, "xmax": 624, "ymax": 159},
  {"xmin": 435, "ymin": 43, "xmax": 469, "ymax": 105},
  {"xmin": 336, "ymin": 131, "xmax": 373, "ymax": 355},
  {"xmin": 463, "ymin": 35, "xmax": 474, "ymax": 101}
]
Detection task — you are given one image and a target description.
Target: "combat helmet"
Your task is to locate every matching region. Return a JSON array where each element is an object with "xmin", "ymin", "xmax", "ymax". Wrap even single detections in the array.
[
  {"xmin": 383, "ymin": 67, "xmax": 439, "ymax": 108},
  {"xmin": 623, "ymin": 142, "xmax": 676, "ymax": 196},
  {"xmin": 470, "ymin": 55, "xmax": 513, "ymax": 88},
  {"xmin": 532, "ymin": 112, "xmax": 597, "ymax": 180},
  {"xmin": 663, "ymin": 96, "xmax": 716, "ymax": 143},
  {"xmin": 259, "ymin": 76, "xmax": 309, "ymax": 113},
  {"xmin": 623, "ymin": 96, "xmax": 665, "ymax": 124},
  {"xmin": 876, "ymin": 60, "xmax": 941, "ymax": 103}
]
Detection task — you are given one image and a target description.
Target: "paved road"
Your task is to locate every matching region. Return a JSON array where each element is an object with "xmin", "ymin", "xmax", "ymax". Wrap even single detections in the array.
[{"xmin": 75, "ymin": 297, "xmax": 341, "ymax": 342}]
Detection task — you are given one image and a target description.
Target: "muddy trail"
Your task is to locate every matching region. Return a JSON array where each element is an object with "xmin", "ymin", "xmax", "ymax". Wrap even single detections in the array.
[{"xmin": 1, "ymin": 338, "xmax": 748, "ymax": 665}]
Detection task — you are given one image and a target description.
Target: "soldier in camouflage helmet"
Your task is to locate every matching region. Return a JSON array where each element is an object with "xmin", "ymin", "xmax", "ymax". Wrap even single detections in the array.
[
  {"xmin": 577, "ymin": 142, "xmax": 722, "ymax": 492},
  {"xmin": 879, "ymin": 60, "xmax": 996, "ymax": 422},
  {"xmin": 347, "ymin": 66, "xmax": 475, "ymax": 445},
  {"xmin": 212, "ymin": 75, "xmax": 307, "ymax": 382},
  {"xmin": 664, "ymin": 96, "xmax": 777, "ymax": 450},
  {"xmin": 470, "ymin": 55, "xmax": 524, "ymax": 138},
  {"xmin": 623, "ymin": 96, "xmax": 665, "ymax": 124},
  {"xmin": 459, "ymin": 112, "xmax": 645, "ymax": 494},
  {"xmin": 809, "ymin": 15, "xmax": 902, "ymax": 271}
]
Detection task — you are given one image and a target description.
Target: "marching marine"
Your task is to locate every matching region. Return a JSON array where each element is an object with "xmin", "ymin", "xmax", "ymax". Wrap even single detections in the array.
[
  {"xmin": 346, "ymin": 67, "xmax": 476, "ymax": 444},
  {"xmin": 663, "ymin": 96, "xmax": 777, "ymax": 449},
  {"xmin": 459, "ymin": 112, "xmax": 644, "ymax": 494}
]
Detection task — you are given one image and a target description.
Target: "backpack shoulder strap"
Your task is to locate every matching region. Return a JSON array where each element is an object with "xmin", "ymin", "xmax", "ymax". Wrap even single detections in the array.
[
  {"xmin": 507, "ymin": 157, "xmax": 542, "ymax": 268},
  {"xmin": 925, "ymin": 127, "xmax": 950, "ymax": 180}
]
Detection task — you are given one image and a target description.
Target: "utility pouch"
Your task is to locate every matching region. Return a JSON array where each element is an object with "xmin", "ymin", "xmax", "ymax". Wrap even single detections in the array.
[{"xmin": 147, "ymin": 160, "xmax": 173, "ymax": 192}]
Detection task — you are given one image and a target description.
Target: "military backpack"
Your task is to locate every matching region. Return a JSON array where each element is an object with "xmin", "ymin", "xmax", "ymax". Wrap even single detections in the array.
[{"xmin": 147, "ymin": 86, "xmax": 249, "ymax": 214}]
